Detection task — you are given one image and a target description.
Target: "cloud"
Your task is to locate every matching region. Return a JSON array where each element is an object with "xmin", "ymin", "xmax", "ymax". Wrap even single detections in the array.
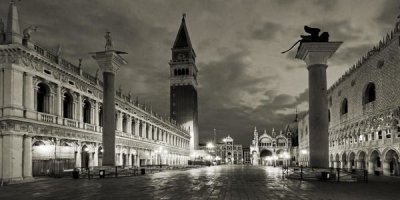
[
  {"xmin": 251, "ymin": 21, "xmax": 285, "ymax": 40},
  {"xmin": 309, "ymin": 19, "xmax": 363, "ymax": 41},
  {"xmin": 375, "ymin": 0, "xmax": 398, "ymax": 29}
]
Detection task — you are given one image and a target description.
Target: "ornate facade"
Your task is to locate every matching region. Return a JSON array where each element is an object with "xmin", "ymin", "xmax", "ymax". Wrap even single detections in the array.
[
  {"xmin": 0, "ymin": 2, "xmax": 190, "ymax": 183},
  {"xmin": 299, "ymin": 14, "xmax": 400, "ymax": 176},
  {"xmin": 214, "ymin": 136, "xmax": 243, "ymax": 164},
  {"xmin": 250, "ymin": 127, "xmax": 291, "ymax": 166}
]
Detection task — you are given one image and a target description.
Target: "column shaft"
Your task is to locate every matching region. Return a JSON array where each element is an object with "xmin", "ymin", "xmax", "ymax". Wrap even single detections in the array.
[
  {"xmin": 102, "ymin": 72, "xmax": 116, "ymax": 166},
  {"xmin": 308, "ymin": 64, "xmax": 329, "ymax": 168},
  {"xmin": 23, "ymin": 136, "xmax": 32, "ymax": 178}
]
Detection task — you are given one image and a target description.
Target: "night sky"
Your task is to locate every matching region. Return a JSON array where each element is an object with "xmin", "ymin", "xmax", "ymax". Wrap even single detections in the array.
[{"xmin": 1, "ymin": 0, "xmax": 398, "ymax": 146}]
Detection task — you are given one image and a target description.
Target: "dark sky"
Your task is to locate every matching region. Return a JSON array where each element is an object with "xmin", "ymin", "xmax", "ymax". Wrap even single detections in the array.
[{"xmin": 1, "ymin": 0, "xmax": 398, "ymax": 146}]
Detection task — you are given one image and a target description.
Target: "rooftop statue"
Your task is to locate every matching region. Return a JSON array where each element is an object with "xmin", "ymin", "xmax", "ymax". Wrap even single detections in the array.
[
  {"xmin": 22, "ymin": 26, "xmax": 38, "ymax": 40},
  {"xmin": 281, "ymin": 26, "xmax": 329, "ymax": 54}
]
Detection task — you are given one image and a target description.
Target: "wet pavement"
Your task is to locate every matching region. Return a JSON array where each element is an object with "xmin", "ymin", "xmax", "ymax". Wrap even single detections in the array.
[{"xmin": 0, "ymin": 165, "xmax": 399, "ymax": 200}]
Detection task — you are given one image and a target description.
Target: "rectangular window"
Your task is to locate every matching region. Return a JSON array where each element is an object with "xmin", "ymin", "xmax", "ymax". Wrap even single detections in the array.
[
  {"xmin": 365, "ymin": 135, "xmax": 368, "ymax": 141},
  {"xmin": 378, "ymin": 131, "xmax": 382, "ymax": 139}
]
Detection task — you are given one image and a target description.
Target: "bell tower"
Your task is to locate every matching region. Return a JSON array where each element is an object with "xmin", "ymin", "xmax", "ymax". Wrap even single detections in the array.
[{"xmin": 169, "ymin": 14, "xmax": 199, "ymax": 150}]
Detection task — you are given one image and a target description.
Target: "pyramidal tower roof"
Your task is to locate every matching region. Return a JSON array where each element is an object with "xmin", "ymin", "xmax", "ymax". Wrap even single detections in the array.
[
  {"xmin": 7, "ymin": 0, "xmax": 20, "ymax": 34},
  {"xmin": 173, "ymin": 13, "xmax": 193, "ymax": 49}
]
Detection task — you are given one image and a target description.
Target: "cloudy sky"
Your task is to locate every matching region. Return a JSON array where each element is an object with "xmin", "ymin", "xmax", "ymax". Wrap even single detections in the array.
[{"xmin": 1, "ymin": 0, "xmax": 398, "ymax": 145}]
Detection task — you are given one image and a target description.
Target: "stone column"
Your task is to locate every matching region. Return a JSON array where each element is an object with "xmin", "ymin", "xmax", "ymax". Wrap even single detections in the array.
[
  {"xmin": 116, "ymin": 111, "xmax": 122, "ymax": 131},
  {"xmin": 383, "ymin": 159, "xmax": 391, "ymax": 176},
  {"xmin": 77, "ymin": 94, "xmax": 82, "ymax": 127},
  {"xmin": 91, "ymin": 43, "xmax": 127, "ymax": 166},
  {"xmin": 0, "ymin": 133, "xmax": 24, "ymax": 182},
  {"xmin": 368, "ymin": 160, "xmax": 374, "ymax": 174},
  {"xmin": 135, "ymin": 118, "xmax": 140, "ymax": 136},
  {"xmin": 75, "ymin": 146, "xmax": 82, "ymax": 168},
  {"xmin": 0, "ymin": 69, "xmax": 3, "ymax": 116},
  {"xmin": 296, "ymin": 42, "xmax": 342, "ymax": 168},
  {"xmin": 56, "ymin": 84, "xmax": 63, "ymax": 124},
  {"xmin": 149, "ymin": 124, "xmax": 153, "ymax": 140},
  {"xmin": 142, "ymin": 121, "xmax": 147, "ymax": 138},
  {"xmin": 22, "ymin": 135, "xmax": 32, "ymax": 179},
  {"xmin": 127, "ymin": 116, "xmax": 132, "ymax": 134},
  {"xmin": 23, "ymin": 73, "xmax": 35, "ymax": 119}
]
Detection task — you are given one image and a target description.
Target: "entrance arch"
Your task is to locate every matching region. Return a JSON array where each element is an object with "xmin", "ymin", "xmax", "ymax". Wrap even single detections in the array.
[
  {"xmin": 383, "ymin": 149, "xmax": 400, "ymax": 176},
  {"xmin": 81, "ymin": 145, "xmax": 90, "ymax": 169},
  {"xmin": 348, "ymin": 152, "xmax": 355, "ymax": 170},
  {"xmin": 260, "ymin": 149, "xmax": 273, "ymax": 166},
  {"xmin": 357, "ymin": 151, "xmax": 366, "ymax": 169},
  {"xmin": 369, "ymin": 150, "xmax": 381, "ymax": 175},
  {"xmin": 341, "ymin": 152, "xmax": 347, "ymax": 169}
]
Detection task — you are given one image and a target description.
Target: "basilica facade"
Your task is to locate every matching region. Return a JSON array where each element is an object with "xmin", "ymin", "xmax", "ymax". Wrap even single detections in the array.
[
  {"xmin": 0, "ymin": 2, "xmax": 193, "ymax": 183},
  {"xmin": 250, "ymin": 127, "xmax": 292, "ymax": 166},
  {"xmin": 298, "ymin": 14, "xmax": 400, "ymax": 176}
]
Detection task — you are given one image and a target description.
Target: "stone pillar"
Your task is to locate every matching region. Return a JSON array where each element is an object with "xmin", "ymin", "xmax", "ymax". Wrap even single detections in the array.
[
  {"xmin": 56, "ymin": 84, "xmax": 63, "ymax": 124},
  {"xmin": 116, "ymin": 111, "xmax": 122, "ymax": 131},
  {"xmin": 75, "ymin": 146, "xmax": 82, "ymax": 168},
  {"xmin": 149, "ymin": 124, "xmax": 153, "ymax": 140},
  {"xmin": 77, "ymin": 94, "xmax": 82, "ymax": 127},
  {"xmin": 142, "ymin": 121, "xmax": 147, "ymax": 138},
  {"xmin": 1, "ymin": 134, "xmax": 24, "ymax": 182},
  {"xmin": 135, "ymin": 118, "xmax": 140, "ymax": 136},
  {"xmin": 296, "ymin": 42, "xmax": 342, "ymax": 168},
  {"xmin": 3, "ymin": 67, "xmax": 24, "ymax": 117},
  {"xmin": 368, "ymin": 161, "xmax": 374, "ymax": 174},
  {"xmin": 383, "ymin": 160, "xmax": 391, "ymax": 176},
  {"xmin": 91, "ymin": 44, "xmax": 127, "ymax": 166},
  {"xmin": 127, "ymin": 116, "xmax": 132, "ymax": 134},
  {"xmin": 22, "ymin": 135, "xmax": 32, "ymax": 179},
  {"xmin": 23, "ymin": 73, "xmax": 35, "ymax": 119}
]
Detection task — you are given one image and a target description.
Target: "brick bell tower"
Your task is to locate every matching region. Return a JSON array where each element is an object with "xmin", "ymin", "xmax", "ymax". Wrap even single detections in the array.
[{"xmin": 169, "ymin": 14, "xmax": 199, "ymax": 150}]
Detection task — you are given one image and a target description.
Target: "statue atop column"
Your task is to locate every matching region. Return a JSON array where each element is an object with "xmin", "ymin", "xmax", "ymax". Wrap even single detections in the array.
[
  {"xmin": 105, "ymin": 31, "xmax": 113, "ymax": 51},
  {"xmin": 281, "ymin": 26, "xmax": 330, "ymax": 54}
]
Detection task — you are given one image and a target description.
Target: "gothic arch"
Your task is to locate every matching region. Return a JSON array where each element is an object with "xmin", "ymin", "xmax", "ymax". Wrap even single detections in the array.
[
  {"xmin": 363, "ymin": 82, "xmax": 376, "ymax": 105},
  {"xmin": 341, "ymin": 98, "xmax": 348, "ymax": 115}
]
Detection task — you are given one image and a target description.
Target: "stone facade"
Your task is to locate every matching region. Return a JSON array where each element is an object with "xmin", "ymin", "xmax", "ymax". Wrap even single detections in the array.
[
  {"xmin": 299, "ymin": 18, "xmax": 400, "ymax": 176},
  {"xmin": 250, "ymin": 127, "xmax": 292, "ymax": 166},
  {"xmin": 0, "ymin": 2, "xmax": 190, "ymax": 183},
  {"xmin": 214, "ymin": 136, "xmax": 243, "ymax": 164}
]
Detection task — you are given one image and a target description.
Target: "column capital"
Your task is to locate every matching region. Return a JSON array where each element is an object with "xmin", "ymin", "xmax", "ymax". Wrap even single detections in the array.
[
  {"xmin": 91, "ymin": 51, "xmax": 127, "ymax": 74},
  {"xmin": 296, "ymin": 42, "xmax": 342, "ymax": 66}
]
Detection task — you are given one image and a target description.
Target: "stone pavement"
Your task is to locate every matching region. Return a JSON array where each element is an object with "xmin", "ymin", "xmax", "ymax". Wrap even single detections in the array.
[{"xmin": 0, "ymin": 165, "xmax": 399, "ymax": 200}]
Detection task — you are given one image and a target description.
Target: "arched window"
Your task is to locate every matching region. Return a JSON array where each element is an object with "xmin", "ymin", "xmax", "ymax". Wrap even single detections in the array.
[
  {"xmin": 36, "ymin": 82, "xmax": 50, "ymax": 113},
  {"xmin": 363, "ymin": 83, "xmax": 376, "ymax": 105},
  {"xmin": 99, "ymin": 106, "xmax": 103, "ymax": 127},
  {"xmin": 63, "ymin": 92, "xmax": 74, "ymax": 119},
  {"xmin": 83, "ymin": 100, "xmax": 91, "ymax": 123},
  {"xmin": 178, "ymin": 69, "xmax": 182, "ymax": 75},
  {"xmin": 185, "ymin": 68, "xmax": 189, "ymax": 75},
  {"xmin": 341, "ymin": 98, "xmax": 348, "ymax": 115},
  {"xmin": 328, "ymin": 109, "xmax": 331, "ymax": 122},
  {"xmin": 122, "ymin": 115, "xmax": 127, "ymax": 133},
  {"xmin": 174, "ymin": 69, "xmax": 177, "ymax": 76}
]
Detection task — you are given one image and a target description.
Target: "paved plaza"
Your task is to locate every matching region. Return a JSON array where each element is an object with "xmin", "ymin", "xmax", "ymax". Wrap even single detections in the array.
[{"xmin": 0, "ymin": 165, "xmax": 400, "ymax": 200}]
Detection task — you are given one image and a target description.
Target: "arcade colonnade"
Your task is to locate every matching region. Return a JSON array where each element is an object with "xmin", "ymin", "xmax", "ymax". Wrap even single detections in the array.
[{"xmin": 329, "ymin": 148, "xmax": 400, "ymax": 176}]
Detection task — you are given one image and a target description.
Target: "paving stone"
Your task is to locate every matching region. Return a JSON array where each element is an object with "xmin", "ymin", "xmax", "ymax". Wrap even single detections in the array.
[{"xmin": 1, "ymin": 165, "xmax": 400, "ymax": 200}]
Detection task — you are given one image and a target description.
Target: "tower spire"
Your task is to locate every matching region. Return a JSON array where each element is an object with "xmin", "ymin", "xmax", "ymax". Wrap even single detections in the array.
[{"xmin": 6, "ymin": 0, "xmax": 21, "ymax": 44}]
